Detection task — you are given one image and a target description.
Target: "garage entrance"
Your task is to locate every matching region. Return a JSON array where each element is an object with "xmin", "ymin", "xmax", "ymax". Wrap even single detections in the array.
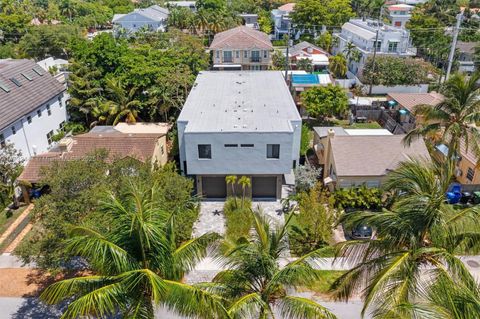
[
  {"xmin": 202, "ymin": 176, "xmax": 227, "ymax": 198},
  {"xmin": 252, "ymin": 176, "xmax": 277, "ymax": 199}
]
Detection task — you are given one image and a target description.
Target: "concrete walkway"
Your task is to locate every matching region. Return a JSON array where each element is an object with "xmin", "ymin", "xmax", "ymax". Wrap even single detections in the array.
[
  {"xmin": 0, "ymin": 205, "xmax": 33, "ymax": 247},
  {"xmin": 192, "ymin": 201, "xmax": 226, "ymax": 237}
]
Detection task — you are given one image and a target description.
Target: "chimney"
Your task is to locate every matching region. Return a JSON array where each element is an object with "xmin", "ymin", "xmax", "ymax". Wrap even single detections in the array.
[{"xmin": 58, "ymin": 137, "xmax": 74, "ymax": 153}]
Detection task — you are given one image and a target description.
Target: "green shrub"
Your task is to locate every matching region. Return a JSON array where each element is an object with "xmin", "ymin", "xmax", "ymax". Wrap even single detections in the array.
[
  {"xmin": 333, "ymin": 186, "xmax": 383, "ymax": 211},
  {"xmin": 224, "ymin": 197, "xmax": 253, "ymax": 242}
]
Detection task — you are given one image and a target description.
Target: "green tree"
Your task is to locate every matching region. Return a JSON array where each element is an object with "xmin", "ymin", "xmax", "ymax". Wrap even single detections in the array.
[
  {"xmin": 301, "ymin": 84, "xmax": 349, "ymax": 120},
  {"xmin": 0, "ymin": 13, "xmax": 30, "ymax": 43},
  {"xmin": 328, "ymin": 54, "xmax": 347, "ymax": 78},
  {"xmin": 296, "ymin": 58, "xmax": 313, "ymax": 73},
  {"xmin": 331, "ymin": 159, "xmax": 480, "ymax": 317},
  {"xmin": 404, "ymin": 72, "xmax": 480, "ymax": 159},
  {"xmin": 40, "ymin": 180, "xmax": 222, "ymax": 319},
  {"xmin": 238, "ymin": 176, "xmax": 251, "ymax": 208},
  {"xmin": 213, "ymin": 210, "xmax": 337, "ymax": 319},
  {"xmin": 316, "ymin": 31, "xmax": 333, "ymax": 53},
  {"xmin": 196, "ymin": 0, "xmax": 226, "ymax": 11},
  {"xmin": 102, "ymin": 77, "xmax": 142, "ymax": 125},
  {"xmin": 258, "ymin": 11, "xmax": 272, "ymax": 34},
  {"xmin": 225, "ymin": 175, "xmax": 238, "ymax": 207},
  {"xmin": 271, "ymin": 50, "xmax": 286, "ymax": 70},
  {"xmin": 291, "ymin": 0, "xmax": 353, "ymax": 29},
  {"xmin": 0, "ymin": 143, "xmax": 24, "ymax": 209}
]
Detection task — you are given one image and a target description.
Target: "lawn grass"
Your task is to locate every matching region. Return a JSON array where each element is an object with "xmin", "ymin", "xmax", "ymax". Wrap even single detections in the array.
[
  {"xmin": 0, "ymin": 205, "xmax": 27, "ymax": 236},
  {"xmin": 298, "ymin": 270, "xmax": 346, "ymax": 295},
  {"xmin": 303, "ymin": 118, "xmax": 382, "ymax": 130},
  {"xmin": 224, "ymin": 197, "xmax": 253, "ymax": 241}
]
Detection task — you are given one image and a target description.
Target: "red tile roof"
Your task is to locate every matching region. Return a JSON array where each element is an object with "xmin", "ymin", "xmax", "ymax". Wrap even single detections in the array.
[
  {"xmin": 388, "ymin": 92, "xmax": 445, "ymax": 113},
  {"xmin": 209, "ymin": 26, "xmax": 273, "ymax": 50},
  {"xmin": 278, "ymin": 3, "xmax": 295, "ymax": 12}
]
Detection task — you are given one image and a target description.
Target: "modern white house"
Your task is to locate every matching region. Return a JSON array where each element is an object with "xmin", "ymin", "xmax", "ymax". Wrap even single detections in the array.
[
  {"xmin": 271, "ymin": 3, "xmax": 295, "ymax": 40},
  {"xmin": 333, "ymin": 19, "xmax": 416, "ymax": 75},
  {"xmin": 386, "ymin": 4, "xmax": 414, "ymax": 28},
  {"xmin": 0, "ymin": 59, "xmax": 68, "ymax": 160},
  {"xmin": 177, "ymin": 71, "xmax": 301, "ymax": 199},
  {"xmin": 112, "ymin": 5, "xmax": 169, "ymax": 34}
]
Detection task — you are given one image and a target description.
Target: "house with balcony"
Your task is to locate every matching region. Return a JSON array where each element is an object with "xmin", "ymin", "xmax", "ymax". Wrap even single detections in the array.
[
  {"xmin": 0, "ymin": 59, "xmax": 68, "ymax": 160},
  {"xmin": 210, "ymin": 26, "xmax": 273, "ymax": 71},
  {"xmin": 313, "ymin": 127, "xmax": 430, "ymax": 189},
  {"xmin": 112, "ymin": 5, "xmax": 169, "ymax": 34},
  {"xmin": 288, "ymin": 41, "xmax": 330, "ymax": 71},
  {"xmin": 386, "ymin": 4, "xmax": 414, "ymax": 28},
  {"xmin": 271, "ymin": 3, "xmax": 295, "ymax": 40},
  {"xmin": 333, "ymin": 19, "xmax": 416, "ymax": 75},
  {"xmin": 457, "ymin": 41, "xmax": 478, "ymax": 75},
  {"xmin": 177, "ymin": 71, "xmax": 301, "ymax": 199}
]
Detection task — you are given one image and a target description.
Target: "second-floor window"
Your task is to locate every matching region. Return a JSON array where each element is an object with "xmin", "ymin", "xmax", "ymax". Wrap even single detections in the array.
[
  {"xmin": 198, "ymin": 144, "xmax": 212, "ymax": 159},
  {"xmin": 263, "ymin": 50, "xmax": 267, "ymax": 58},
  {"xmin": 0, "ymin": 134, "xmax": 5, "ymax": 148},
  {"xmin": 244, "ymin": 50, "xmax": 248, "ymax": 58},
  {"xmin": 251, "ymin": 51, "xmax": 260, "ymax": 62},
  {"xmin": 11, "ymin": 126, "xmax": 16, "ymax": 135},
  {"xmin": 46, "ymin": 104, "xmax": 51, "ymax": 116},
  {"xmin": 467, "ymin": 167, "xmax": 475, "ymax": 181},
  {"xmin": 27, "ymin": 116, "xmax": 32, "ymax": 124},
  {"xmin": 37, "ymin": 109, "xmax": 42, "ymax": 117},
  {"xmin": 47, "ymin": 130, "xmax": 54, "ymax": 145},
  {"xmin": 373, "ymin": 40, "xmax": 381, "ymax": 51},
  {"xmin": 223, "ymin": 51, "xmax": 233, "ymax": 63},
  {"xmin": 388, "ymin": 41, "xmax": 398, "ymax": 53},
  {"xmin": 216, "ymin": 51, "xmax": 219, "ymax": 59},
  {"xmin": 235, "ymin": 51, "xmax": 239, "ymax": 58},
  {"xmin": 266, "ymin": 144, "xmax": 280, "ymax": 159}
]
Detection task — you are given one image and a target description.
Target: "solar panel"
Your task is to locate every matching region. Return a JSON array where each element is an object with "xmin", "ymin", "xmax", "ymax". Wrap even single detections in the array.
[
  {"xmin": 33, "ymin": 66, "xmax": 45, "ymax": 76},
  {"xmin": 0, "ymin": 80, "xmax": 10, "ymax": 93},
  {"xmin": 21, "ymin": 72, "xmax": 33, "ymax": 81},
  {"xmin": 10, "ymin": 77, "xmax": 22, "ymax": 87}
]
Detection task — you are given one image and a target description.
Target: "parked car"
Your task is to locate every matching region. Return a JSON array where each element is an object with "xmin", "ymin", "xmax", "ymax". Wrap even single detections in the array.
[{"xmin": 351, "ymin": 224, "xmax": 373, "ymax": 239}]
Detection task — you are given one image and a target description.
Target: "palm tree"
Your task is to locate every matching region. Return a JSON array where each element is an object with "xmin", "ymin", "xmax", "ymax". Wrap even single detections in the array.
[
  {"xmin": 328, "ymin": 54, "xmax": 347, "ymax": 78},
  {"xmin": 40, "ymin": 181, "xmax": 223, "ymax": 319},
  {"xmin": 225, "ymin": 175, "xmax": 238, "ymax": 208},
  {"xmin": 102, "ymin": 78, "xmax": 142, "ymax": 125},
  {"xmin": 404, "ymin": 72, "xmax": 480, "ymax": 160},
  {"xmin": 342, "ymin": 41, "xmax": 356, "ymax": 61},
  {"xmin": 331, "ymin": 159, "xmax": 480, "ymax": 318},
  {"xmin": 212, "ymin": 209, "xmax": 337, "ymax": 319},
  {"xmin": 237, "ymin": 176, "xmax": 251, "ymax": 209},
  {"xmin": 296, "ymin": 58, "xmax": 314, "ymax": 73}
]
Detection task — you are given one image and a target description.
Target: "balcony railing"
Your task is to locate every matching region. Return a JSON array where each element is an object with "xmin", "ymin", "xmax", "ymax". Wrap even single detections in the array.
[
  {"xmin": 223, "ymin": 57, "xmax": 233, "ymax": 63},
  {"xmin": 250, "ymin": 57, "xmax": 261, "ymax": 62}
]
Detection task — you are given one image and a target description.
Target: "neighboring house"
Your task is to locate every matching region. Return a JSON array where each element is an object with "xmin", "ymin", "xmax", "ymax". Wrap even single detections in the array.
[
  {"xmin": 177, "ymin": 71, "xmax": 301, "ymax": 199},
  {"xmin": 386, "ymin": 4, "xmax": 414, "ymax": 28},
  {"xmin": 210, "ymin": 26, "xmax": 273, "ymax": 71},
  {"xmin": 37, "ymin": 57, "xmax": 69, "ymax": 86},
  {"xmin": 18, "ymin": 122, "xmax": 170, "ymax": 202},
  {"xmin": 239, "ymin": 13, "xmax": 259, "ymax": 30},
  {"xmin": 0, "ymin": 59, "xmax": 68, "ymax": 160},
  {"xmin": 166, "ymin": 1, "xmax": 196, "ymax": 11},
  {"xmin": 271, "ymin": 3, "xmax": 295, "ymax": 40},
  {"xmin": 457, "ymin": 41, "xmax": 478, "ymax": 75},
  {"xmin": 387, "ymin": 91, "xmax": 444, "ymax": 127},
  {"xmin": 288, "ymin": 41, "xmax": 329, "ymax": 72},
  {"xmin": 313, "ymin": 127, "xmax": 430, "ymax": 189},
  {"xmin": 112, "ymin": 5, "xmax": 169, "ymax": 34},
  {"xmin": 333, "ymin": 19, "xmax": 416, "ymax": 75}
]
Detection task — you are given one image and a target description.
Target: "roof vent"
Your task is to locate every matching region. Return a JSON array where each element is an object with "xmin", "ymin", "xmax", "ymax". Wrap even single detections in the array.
[
  {"xmin": 0, "ymin": 80, "xmax": 10, "ymax": 93},
  {"xmin": 10, "ymin": 77, "xmax": 22, "ymax": 87}
]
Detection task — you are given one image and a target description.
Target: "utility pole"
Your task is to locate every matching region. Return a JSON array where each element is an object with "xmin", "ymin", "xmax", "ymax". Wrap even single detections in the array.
[
  {"xmin": 368, "ymin": 6, "xmax": 383, "ymax": 95},
  {"xmin": 284, "ymin": 25, "xmax": 292, "ymax": 81},
  {"xmin": 445, "ymin": 12, "xmax": 463, "ymax": 81}
]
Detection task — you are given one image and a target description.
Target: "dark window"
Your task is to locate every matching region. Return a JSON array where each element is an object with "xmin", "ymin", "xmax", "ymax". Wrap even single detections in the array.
[
  {"xmin": 37, "ymin": 109, "xmax": 42, "ymax": 117},
  {"xmin": 240, "ymin": 144, "xmax": 254, "ymax": 147},
  {"xmin": 11, "ymin": 126, "xmax": 16, "ymax": 135},
  {"xmin": 0, "ymin": 134, "xmax": 5, "ymax": 148},
  {"xmin": 198, "ymin": 144, "xmax": 212, "ymax": 159},
  {"xmin": 58, "ymin": 96, "xmax": 63, "ymax": 107},
  {"xmin": 183, "ymin": 161, "xmax": 188, "ymax": 174},
  {"xmin": 47, "ymin": 130, "xmax": 54, "ymax": 145},
  {"xmin": 46, "ymin": 104, "xmax": 51, "ymax": 116},
  {"xmin": 27, "ymin": 116, "xmax": 32, "ymax": 124},
  {"xmin": 467, "ymin": 167, "xmax": 475, "ymax": 181},
  {"xmin": 224, "ymin": 144, "xmax": 238, "ymax": 147},
  {"xmin": 293, "ymin": 160, "xmax": 296, "ymax": 168},
  {"xmin": 267, "ymin": 144, "xmax": 280, "ymax": 159},
  {"xmin": 59, "ymin": 121, "xmax": 65, "ymax": 130},
  {"xmin": 33, "ymin": 66, "xmax": 44, "ymax": 76}
]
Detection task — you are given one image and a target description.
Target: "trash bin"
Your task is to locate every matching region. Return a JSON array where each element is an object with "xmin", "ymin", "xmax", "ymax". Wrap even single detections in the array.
[
  {"xmin": 461, "ymin": 192, "xmax": 472, "ymax": 204},
  {"xmin": 473, "ymin": 192, "xmax": 480, "ymax": 204}
]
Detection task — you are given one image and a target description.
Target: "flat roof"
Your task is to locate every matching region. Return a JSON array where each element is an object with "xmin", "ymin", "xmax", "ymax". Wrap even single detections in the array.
[
  {"xmin": 178, "ymin": 71, "xmax": 301, "ymax": 133},
  {"xmin": 344, "ymin": 129, "xmax": 392, "ymax": 136}
]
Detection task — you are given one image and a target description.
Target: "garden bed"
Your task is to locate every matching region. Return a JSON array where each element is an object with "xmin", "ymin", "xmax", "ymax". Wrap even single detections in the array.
[{"xmin": 223, "ymin": 197, "xmax": 252, "ymax": 242}]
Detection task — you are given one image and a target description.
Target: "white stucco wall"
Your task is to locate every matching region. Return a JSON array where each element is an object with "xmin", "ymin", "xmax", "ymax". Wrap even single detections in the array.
[
  {"xmin": 0, "ymin": 92, "xmax": 68, "ymax": 160},
  {"xmin": 178, "ymin": 125, "xmax": 301, "ymax": 176},
  {"xmin": 114, "ymin": 13, "xmax": 166, "ymax": 32}
]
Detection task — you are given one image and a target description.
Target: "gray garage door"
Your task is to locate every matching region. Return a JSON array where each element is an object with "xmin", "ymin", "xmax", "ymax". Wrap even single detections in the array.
[
  {"xmin": 252, "ymin": 176, "xmax": 277, "ymax": 199},
  {"xmin": 202, "ymin": 176, "xmax": 227, "ymax": 198}
]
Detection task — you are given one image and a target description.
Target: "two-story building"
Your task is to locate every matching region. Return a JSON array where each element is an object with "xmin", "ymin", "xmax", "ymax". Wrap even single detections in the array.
[
  {"xmin": 210, "ymin": 26, "xmax": 273, "ymax": 71},
  {"xmin": 386, "ymin": 4, "xmax": 414, "ymax": 28},
  {"xmin": 177, "ymin": 71, "xmax": 301, "ymax": 199},
  {"xmin": 271, "ymin": 3, "xmax": 295, "ymax": 40},
  {"xmin": 112, "ymin": 5, "xmax": 169, "ymax": 34},
  {"xmin": 0, "ymin": 59, "xmax": 68, "ymax": 160},
  {"xmin": 333, "ymin": 19, "xmax": 416, "ymax": 75}
]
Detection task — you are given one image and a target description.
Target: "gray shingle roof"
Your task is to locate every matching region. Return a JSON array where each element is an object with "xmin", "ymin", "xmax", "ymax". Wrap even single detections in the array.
[{"xmin": 0, "ymin": 59, "xmax": 65, "ymax": 131}]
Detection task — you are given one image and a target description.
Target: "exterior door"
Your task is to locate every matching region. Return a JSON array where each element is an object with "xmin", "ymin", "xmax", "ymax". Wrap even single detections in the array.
[
  {"xmin": 202, "ymin": 176, "xmax": 227, "ymax": 198},
  {"xmin": 252, "ymin": 176, "xmax": 277, "ymax": 199}
]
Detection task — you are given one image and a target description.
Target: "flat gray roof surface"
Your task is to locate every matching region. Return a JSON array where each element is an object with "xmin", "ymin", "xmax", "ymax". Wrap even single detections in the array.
[{"xmin": 179, "ymin": 71, "xmax": 301, "ymax": 133}]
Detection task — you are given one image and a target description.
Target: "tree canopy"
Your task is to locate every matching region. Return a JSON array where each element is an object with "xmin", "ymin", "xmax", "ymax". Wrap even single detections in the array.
[
  {"xmin": 291, "ymin": 0, "xmax": 354, "ymax": 29},
  {"xmin": 301, "ymin": 84, "xmax": 349, "ymax": 120}
]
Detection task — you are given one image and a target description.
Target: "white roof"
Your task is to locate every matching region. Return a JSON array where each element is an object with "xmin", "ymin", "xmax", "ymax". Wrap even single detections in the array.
[
  {"xmin": 178, "ymin": 71, "xmax": 301, "ymax": 133},
  {"xmin": 113, "ymin": 5, "xmax": 169, "ymax": 23},
  {"xmin": 114, "ymin": 122, "xmax": 170, "ymax": 135},
  {"xmin": 342, "ymin": 22, "xmax": 377, "ymax": 40},
  {"xmin": 37, "ymin": 57, "xmax": 68, "ymax": 71},
  {"xmin": 344, "ymin": 129, "xmax": 393, "ymax": 136}
]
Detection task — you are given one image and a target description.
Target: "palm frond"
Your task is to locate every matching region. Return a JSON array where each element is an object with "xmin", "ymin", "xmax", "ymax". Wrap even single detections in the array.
[{"xmin": 278, "ymin": 296, "xmax": 337, "ymax": 319}]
